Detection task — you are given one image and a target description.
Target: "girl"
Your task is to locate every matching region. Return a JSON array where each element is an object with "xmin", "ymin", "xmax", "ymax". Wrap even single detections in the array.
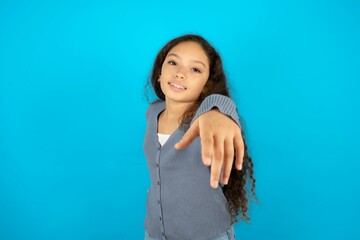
[{"xmin": 143, "ymin": 34, "xmax": 256, "ymax": 240}]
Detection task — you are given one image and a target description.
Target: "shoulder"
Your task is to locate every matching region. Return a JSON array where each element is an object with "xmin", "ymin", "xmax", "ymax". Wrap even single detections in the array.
[{"xmin": 146, "ymin": 99, "xmax": 165, "ymax": 120}]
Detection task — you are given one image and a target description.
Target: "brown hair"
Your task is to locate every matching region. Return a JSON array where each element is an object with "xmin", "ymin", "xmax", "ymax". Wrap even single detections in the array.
[{"xmin": 144, "ymin": 34, "xmax": 257, "ymax": 223}]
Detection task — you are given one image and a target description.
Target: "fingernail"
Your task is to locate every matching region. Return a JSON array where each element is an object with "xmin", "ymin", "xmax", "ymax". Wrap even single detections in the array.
[
  {"xmin": 223, "ymin": 177, "xmax": 229, "ymax": 185},
  {"xmin": 211, "ymin": 180, "xmax": 218, "ymax": 188}
]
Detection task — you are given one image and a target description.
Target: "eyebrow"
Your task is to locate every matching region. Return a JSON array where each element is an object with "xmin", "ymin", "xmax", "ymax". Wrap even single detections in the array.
[{"xmin": 167, "ymin": 53, "xmax": 207, "ymax": 68}]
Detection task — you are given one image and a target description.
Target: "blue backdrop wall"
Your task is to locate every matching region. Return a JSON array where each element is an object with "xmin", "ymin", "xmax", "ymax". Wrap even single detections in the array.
[{"xmin": 1, "ymin": 0, "xmax": 359, "ymax": 239}]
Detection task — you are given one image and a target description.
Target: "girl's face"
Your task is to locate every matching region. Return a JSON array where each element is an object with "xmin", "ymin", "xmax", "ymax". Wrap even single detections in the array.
[{"xmin": 158, "ymin": 41, "xmax": 210, "ymax": 104}]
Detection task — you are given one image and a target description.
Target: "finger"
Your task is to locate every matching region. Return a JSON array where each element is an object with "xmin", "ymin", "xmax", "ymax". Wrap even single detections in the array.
[
  {"xmin": 213, "ymin": 135, "xmax": 225, "ymax": 171},
  {"xmin": 234, "ymin": 132, "xmax": 244, "ymax": 170},
  {"xmin": 221, "ymin": 138, "xmax": 234, "ymax": 185},
  {"xmin": 174, "ymin": 119, "xmax": 199, "ymax": 150},
  {"xmin": 200, "ymin": 131, "xmax": 214, "ymax": 166},
  {"xmin": 210, "ymin": 136, "xmax": 224, "ymax": 189}
]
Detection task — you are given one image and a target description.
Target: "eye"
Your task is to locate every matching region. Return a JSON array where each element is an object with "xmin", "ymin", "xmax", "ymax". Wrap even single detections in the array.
[
  {"xmin": 168, "ymin": 60, "xmax": 177, "ymax": 65},
  {"xmin": 192, "ymin": 68, "xmax": 202, "ymax": 73}
]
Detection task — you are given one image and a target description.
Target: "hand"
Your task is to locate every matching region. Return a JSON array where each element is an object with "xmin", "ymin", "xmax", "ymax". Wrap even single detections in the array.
[{"xmin": 174, "ymin": 108, "xmax": 244, "ymax": 189}]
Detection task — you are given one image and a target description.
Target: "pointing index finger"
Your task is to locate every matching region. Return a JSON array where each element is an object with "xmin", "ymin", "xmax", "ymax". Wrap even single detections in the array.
[{"xmin": 175, "ymin": 120, "xmax": 199, "ymax": 150}]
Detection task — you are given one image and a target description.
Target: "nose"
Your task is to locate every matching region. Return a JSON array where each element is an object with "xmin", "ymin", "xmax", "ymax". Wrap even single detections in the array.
[{"xmin": 175, "ymin": 72, "xmax": 185, "ymax": 80}]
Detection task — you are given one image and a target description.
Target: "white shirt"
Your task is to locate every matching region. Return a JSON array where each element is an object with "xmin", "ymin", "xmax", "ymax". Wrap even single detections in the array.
[{"xmin": 157, "ymin": 133, "xmax": 171, "ymax": 146}]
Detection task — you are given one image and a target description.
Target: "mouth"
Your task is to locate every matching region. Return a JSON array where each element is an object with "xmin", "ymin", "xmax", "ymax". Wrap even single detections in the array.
[{"xmin": 168, "ymin": 81, "xmax": 187, "ymax": 90}]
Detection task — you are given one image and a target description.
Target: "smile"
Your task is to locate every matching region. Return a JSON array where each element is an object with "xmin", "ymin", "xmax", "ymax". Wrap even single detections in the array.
[{"xmin": 168, "ymin": 82, "xmax": 187, "ymax": 90}]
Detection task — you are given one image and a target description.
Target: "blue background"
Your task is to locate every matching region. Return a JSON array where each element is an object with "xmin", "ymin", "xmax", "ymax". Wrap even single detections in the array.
[{"xmin": 1, "ymin": 0, "xmax": 359, "ymax": 239}]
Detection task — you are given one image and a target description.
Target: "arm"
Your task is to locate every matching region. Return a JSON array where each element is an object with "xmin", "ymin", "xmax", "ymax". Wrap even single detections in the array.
[
  {"xmin": 175, "ymin": 94, "xmax": 244, "ymax": 189},
  {"xmin": 190, "ymin": 94, "xmax": 241, "ymax": 128}
]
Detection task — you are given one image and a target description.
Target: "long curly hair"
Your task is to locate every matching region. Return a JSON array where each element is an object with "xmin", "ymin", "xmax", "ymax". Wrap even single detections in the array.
[{"xmin": 144, "ymin": 34, "xmax": 257, "ymax": 223}]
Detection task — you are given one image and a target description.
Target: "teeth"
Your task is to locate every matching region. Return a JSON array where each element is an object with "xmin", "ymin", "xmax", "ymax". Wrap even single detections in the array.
[{"xmin": 170, "ymin": 82, "xmax": 186, "ymax": 90}]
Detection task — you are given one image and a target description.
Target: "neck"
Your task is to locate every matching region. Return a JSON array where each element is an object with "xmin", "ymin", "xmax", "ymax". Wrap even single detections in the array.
[{"xmin": 162, "ymin": 98, "xmax": 193, "ymax": 122}]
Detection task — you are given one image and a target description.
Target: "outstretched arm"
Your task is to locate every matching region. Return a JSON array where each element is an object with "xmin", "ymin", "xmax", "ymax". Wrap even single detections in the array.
[{"xmin": 175, "ymin": 94, "xmax": 244, "ymax": 189}]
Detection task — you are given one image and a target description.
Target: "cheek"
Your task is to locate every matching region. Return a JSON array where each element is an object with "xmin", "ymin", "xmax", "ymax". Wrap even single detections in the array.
[
  {"xmin": 199, "ymin": 76, "xmax": 209, "ymax": 87},
  {"xmin": 198, "ymin": 78, "xmax": 209, "ymax": 92},
  {"xmin": 159, "ymin": 80, "xmax": 166, "ymax": 89},
  {"xmin": 161, "ymin": 64, "xmax": 172, "ymax": 73},
  {"xmin": 159, "ymin": 71, "xmax": 167, "ymax": 81}
]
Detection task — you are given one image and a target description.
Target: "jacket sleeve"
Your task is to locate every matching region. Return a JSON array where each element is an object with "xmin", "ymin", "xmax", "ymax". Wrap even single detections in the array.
[{"xmin": 190, "ymin": 94, "xmax": 241, "ymax": 129}]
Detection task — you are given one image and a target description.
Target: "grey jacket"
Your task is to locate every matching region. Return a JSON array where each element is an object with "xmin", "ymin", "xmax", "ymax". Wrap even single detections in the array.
[{"xmin": 143, "ymin": 94, "xmax": 241, "ymax": 240}]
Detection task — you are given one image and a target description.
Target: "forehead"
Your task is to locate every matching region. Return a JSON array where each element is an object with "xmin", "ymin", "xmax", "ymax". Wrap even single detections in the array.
[{"xmin": 167, "ymin": 41, "xmax": 209, "ymax": 65}]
